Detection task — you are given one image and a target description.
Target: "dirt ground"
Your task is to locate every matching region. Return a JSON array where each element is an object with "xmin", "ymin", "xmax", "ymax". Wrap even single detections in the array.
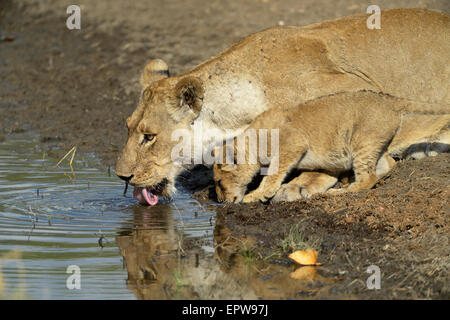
[
  {"xmin": 0, "ymin": 0, "xmax": 449, "ymax": 299},
  {"xmin": 214, "ymin": 153, "xmax": 449, "ymax": 299}
]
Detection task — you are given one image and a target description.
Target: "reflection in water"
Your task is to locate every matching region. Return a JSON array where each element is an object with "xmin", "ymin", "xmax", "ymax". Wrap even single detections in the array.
[
  {"xmin": 116, "ymin": 205, "xmax": 184, "ymax": 299},
  {"xmin": 116, "ymin": 204, "xmax": 260, "ymax": 299},
  {"xmin": 116, "ymin": 206, "xmax": 342, "ymax": 300}
]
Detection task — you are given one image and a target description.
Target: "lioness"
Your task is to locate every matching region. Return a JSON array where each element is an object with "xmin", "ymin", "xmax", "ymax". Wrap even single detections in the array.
[
  {"xmin": 115, "ymin": 9, "xmax": 450, "ymax": 205},
  {"xmin": 213, "ymin": 91, "xmax": 450, "ymax": 203}
]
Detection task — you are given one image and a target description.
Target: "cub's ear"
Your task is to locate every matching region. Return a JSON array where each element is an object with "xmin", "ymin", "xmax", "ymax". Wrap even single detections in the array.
[
  {"xmin": 212, "ymin": 146, "xmax": 222, "ymax": 159},
  {"xmin": 140, "ymin": 59, "xmax": 170, "ymax": 89},
  {"xmin": 171, "ymin": 76, "xmax": 204, "ymax": 121},
  {"xmin": 212, "ymin": 145, "xmax": 236, "ymax": 165}
]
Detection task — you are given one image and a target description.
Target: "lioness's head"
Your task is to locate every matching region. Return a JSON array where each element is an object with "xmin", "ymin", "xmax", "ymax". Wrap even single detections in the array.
[{"xmin": 115, "ymin": 59, "xmax": 204, "ymax": 205}]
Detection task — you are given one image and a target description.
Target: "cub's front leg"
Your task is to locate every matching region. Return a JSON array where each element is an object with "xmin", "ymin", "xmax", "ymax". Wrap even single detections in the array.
[{"xmin": 243, "ymin": 148, "xmax": 306, "ymax": 203}]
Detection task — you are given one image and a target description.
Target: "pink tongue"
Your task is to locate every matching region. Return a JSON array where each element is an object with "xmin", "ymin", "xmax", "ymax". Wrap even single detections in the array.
[{"xmin": 133, "ymin": 187, "xmax": 159, "ymax": 206}]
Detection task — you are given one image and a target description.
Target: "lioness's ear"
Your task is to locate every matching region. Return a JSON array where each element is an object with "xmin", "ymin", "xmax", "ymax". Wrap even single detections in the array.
[
  {"xmin": 140, "ymin": 59, "xmax": 170, "ymax": 88},
  {"xmin": 173, "ymin": 76, "xmax": 204, "ymax": 120}
]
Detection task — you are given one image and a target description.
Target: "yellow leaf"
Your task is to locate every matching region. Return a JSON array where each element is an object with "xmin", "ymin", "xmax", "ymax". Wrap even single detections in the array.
[{"xmin": 288, "ymin": 249, "xmax": 321, "ymax": 266}]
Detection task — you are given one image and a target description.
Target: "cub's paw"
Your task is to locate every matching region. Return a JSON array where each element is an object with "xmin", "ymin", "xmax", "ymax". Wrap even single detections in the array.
[
  {"xmin": 243, "ymin": 190, "xmax": 268, "ymax": 203},
  {"xmin": 327, "ymin": 187, "xmax": 347, "ymax": 195},
  {"xmin": 300, "ymin": 187, "xmax": 315, "ymax": 199},
  {"xmin": 243, "ymin": 192, "xmax": 261, "ymax": 203},
  {"xmin": 272, "ymin": 184, "xmax": 302, "ymax": 202}
]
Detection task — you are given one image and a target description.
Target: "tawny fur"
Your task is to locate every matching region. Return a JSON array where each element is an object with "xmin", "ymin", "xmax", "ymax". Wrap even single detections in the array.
[
  {"xmin": 213, "ymin": 91, "xmax": 450, "ymax": 203},
  {"xmin": 115, "ymin": 9, "xmax": 450, "ymax": 197}
]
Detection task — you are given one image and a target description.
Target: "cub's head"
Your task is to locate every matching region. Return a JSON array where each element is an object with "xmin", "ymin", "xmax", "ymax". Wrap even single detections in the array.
[
  {"xmin": 213, "ymin": 163, "xmax": 247, "ymax": 203},
  {"xmin": 115, "ymin": 59, "xmax": 204, "ymax": 205},
  {"xmin": 212, "ymin": 145, "xmax": 251, "ymax": 203}
]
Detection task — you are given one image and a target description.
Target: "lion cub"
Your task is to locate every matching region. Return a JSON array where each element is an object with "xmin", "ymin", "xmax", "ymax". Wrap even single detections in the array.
[{"xmin": 213, "ymin": 91, "xmax": 449, "ymax": 203}]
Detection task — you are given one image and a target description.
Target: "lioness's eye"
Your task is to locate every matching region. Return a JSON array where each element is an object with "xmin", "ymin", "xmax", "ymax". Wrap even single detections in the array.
[{"xmin": 142, "ymin": 134, "xmax": 156, "ymax": 145}]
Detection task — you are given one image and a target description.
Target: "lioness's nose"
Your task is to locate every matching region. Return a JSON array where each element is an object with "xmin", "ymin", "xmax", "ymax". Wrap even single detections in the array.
[{"xmin": 117, "ymin": 174, "xmax": 134, "ymax": 182}]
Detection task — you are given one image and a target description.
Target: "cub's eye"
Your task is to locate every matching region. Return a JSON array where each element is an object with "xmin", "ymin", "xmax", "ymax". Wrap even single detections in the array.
[{"xmin": 142, "ymin": 134, "xmax": 156, "ymax": 145}]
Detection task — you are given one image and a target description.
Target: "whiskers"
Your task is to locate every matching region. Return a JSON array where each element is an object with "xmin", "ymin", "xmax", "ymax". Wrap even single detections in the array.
[
  {"xmin": 122, "ymin": 181, "xmax": 129, "ymax": 196},
  {"xmin": 153, "ymin": 179, "xmax": 167, "ymax": 194},
  {"xmin": 146, "ymin": 178, "xmax": 170, "ymax": 198}
]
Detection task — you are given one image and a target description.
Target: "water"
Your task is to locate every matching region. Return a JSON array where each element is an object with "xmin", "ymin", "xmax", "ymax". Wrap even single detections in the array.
[{"xmin": 0, "ymin": 134, "xmax": 216, "ymax": 299}]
